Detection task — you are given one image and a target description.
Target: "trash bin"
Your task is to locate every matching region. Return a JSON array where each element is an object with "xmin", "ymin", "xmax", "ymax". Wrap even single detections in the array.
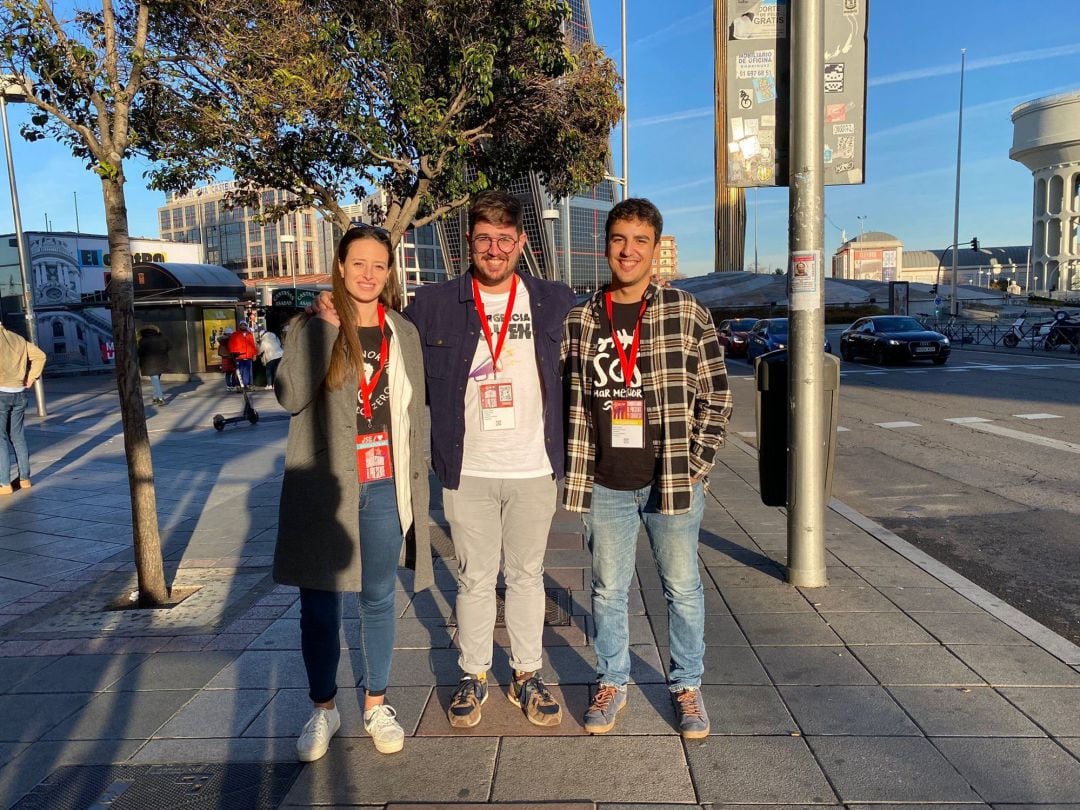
[{"xmin": 755, "ymin": 349, "xmax": 841, "ymax": 507}]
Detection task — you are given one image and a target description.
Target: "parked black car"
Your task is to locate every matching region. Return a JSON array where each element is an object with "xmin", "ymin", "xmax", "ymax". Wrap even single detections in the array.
[{"xmin": 839, "ymin": 316, "xmax": 950, "ymax": 365}]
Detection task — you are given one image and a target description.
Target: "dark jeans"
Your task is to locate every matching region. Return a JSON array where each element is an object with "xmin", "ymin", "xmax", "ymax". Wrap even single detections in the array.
[
  {"xmin": 0, "ymin": 390, "xmax": 29, "ymax": 483},
  {"xmin": 299, "ymin": 478, "xmax": 403, "ymax": 703},
  {"xmin": 265, "ymin": 358, "xmax": 281, "ymax": 387},
  {"xmin": 236, "ymin": 359, "xmax": 253, "ymax": 388}
]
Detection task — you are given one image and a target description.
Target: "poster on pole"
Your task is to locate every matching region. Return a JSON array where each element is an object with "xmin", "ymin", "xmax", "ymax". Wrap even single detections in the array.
[
  {"xmin": 724, "ymin": 0, "xmax": 868, "ymax": 187},
  {"xmin": 789, "ymin": 250, "xmax": 822, "ymax": 311}
]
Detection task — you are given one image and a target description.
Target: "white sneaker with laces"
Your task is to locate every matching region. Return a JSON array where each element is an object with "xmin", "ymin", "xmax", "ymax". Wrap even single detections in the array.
[
  {"xmin": 296, "ymin": 705, "xmax": 340, "ymax": 762},
  {"xmin": 363, "ymin": 703, "xmax": 404, "ymax": 754}
]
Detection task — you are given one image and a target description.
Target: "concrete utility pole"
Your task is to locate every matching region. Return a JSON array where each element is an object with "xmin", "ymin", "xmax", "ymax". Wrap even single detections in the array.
[{"xmin": 786, "ymin": 0, "xmax": 826, "ymax": 587}]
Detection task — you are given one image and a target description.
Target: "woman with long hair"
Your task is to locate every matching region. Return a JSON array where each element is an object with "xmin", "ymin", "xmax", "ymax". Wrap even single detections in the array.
[{"xmin": 273, "ymin": 225, "xmax": 432, "ymax": 761}]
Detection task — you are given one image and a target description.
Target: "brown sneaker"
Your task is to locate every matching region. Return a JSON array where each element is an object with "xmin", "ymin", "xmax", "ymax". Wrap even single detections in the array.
[
  {"xmin": 0, "ymin": 484, "xmax": 12, "ymax": 496},
  {"xmin": 16, "ymin": 479, "xmax": 30, "ymax": 490},
  {"xmin": 447, "ymin": 673, "xmax": 488, "ymax": 728},
  {"xmin": 508, "ymin": 672, "xmax": 562, "ymax": 727}
]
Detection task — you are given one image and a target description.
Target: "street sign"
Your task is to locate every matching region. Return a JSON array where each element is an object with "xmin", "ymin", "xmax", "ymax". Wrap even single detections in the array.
[
  {"xmin": 271, "ymin": 288, "xmax": 319, "ymax": 308},
  {"xmin": 723, "ymin": 0, "xmax": 868, "ymax": 187}
]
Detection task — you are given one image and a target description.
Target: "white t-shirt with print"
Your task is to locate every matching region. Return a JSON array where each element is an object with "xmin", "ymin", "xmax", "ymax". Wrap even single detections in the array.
[{"xmin": 460, "ymin": 282, "xmax": 552, "ymax": 479}]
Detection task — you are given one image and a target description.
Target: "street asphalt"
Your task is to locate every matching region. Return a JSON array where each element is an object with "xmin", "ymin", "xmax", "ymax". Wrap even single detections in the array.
[{"xmin": 0, "ymin": 372, "xmax": 1079, "ymax": 807}]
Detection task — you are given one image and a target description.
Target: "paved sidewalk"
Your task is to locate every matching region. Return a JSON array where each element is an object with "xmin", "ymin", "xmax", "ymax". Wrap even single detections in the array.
[{"xmin": 1, "ymin": 374, "xmax": 1079, "ymax": 807}]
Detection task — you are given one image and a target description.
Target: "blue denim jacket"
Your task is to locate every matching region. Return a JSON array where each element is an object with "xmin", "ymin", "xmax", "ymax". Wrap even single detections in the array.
[{"xmin": 404, "ymin": 270, "xmax": 576, "ymax": 490}]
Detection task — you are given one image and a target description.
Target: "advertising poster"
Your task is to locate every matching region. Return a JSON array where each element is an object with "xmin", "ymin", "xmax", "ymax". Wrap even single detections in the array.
[{"xmin": 202, "ymin": 308, "xmax": 236, "ymax": 368}]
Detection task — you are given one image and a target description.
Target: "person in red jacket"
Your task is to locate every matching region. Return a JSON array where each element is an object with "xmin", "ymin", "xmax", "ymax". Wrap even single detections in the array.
[{"xmin": 227, "ymin": 321, "xmax": 258, "ymax": 389}]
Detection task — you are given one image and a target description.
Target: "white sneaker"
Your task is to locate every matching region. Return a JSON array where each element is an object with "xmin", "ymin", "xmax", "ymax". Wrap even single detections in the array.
[
  {"xmin": 363, "ymin": 703, "xmax": 404, "ymax": 754},
  {"xmin": 296, "ymin": 705, "xmax": 340, "ymax": 762}
]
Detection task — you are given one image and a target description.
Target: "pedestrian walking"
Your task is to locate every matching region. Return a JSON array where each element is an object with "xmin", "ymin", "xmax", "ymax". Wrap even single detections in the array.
[
  {"xmin": 405, "ymin": 191, "xmax": 576, "ymax": 728},
  {"xmin": 259, "ymin": 328, "xmax": 283, "ymax": 389},
  {"xmin": 562, "ymin": 198, "xmax": 732, "ymax": 738},
  {"xmin": 227, "ymin": 321, "xmax": 258, "ymax": 388},
  {"xmin": 0, "ymin": 324, "xmax": 46, "ymax": 496},
  {"xmin": 274, "ymin": 225, "xmax": 432, "ymax": 763},
  {"xmin": 137, "ymin": 324, "xmax": 171, "ymax": 405}
]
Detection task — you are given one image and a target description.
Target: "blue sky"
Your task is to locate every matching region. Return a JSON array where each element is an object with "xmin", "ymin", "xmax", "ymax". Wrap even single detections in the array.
[{"xmin": 1, "ymin": 1, "xmax": 1078, "ymax": 278}]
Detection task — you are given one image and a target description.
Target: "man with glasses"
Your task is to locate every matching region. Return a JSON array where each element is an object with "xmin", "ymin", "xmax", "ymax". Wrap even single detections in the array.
[{"xmin": 405, "ymin": 190, "xmax": 576, "ymax": 728}]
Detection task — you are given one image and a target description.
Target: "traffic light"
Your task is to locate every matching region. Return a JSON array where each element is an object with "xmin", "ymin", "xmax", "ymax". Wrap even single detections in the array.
[
  {"xmin": 930, "ymin": 284, "xmax": 938, "ymax": 294},
  {"xmin": 970, "ymin": 237, "xmax": 979, "ymax": 251}
]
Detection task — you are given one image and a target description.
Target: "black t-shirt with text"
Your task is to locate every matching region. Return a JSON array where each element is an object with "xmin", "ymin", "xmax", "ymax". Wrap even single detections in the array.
[
  {"xmin": 590, "ymin": 301, "xmax": 658, "ymax": 490},
  {"xmin": 355, "ymin": 325, "xmax": 394, "ymax": 480}
]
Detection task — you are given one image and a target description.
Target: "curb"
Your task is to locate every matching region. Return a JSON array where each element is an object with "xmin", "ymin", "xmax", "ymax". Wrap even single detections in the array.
[{"xmin": 726, "ymin": 434, "xmax": 1080, "ymax": 669}]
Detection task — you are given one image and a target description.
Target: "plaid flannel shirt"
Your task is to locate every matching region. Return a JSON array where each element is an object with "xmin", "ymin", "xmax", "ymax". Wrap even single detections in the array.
[{"xmin": 561, "ymin": 284, "xmax": 732, "ymax": 515}]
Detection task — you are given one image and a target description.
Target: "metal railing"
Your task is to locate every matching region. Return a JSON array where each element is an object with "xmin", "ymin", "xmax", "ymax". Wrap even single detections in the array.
[{"xmin": 922, "ymin": 318, "xmax": 1077, "ymax": 353}]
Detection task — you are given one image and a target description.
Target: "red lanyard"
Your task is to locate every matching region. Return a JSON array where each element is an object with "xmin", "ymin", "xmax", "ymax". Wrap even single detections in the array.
[
  {"xmin": 472, "ymin": 275, "xmax": 518, "ymax": 377},
  {"xmin": 358, "ymin": 304, "xmax": 388, "ymax": 420},
  {"xmin": 604, "ymin": 292, "xmax": 647, "ymax": 387}
]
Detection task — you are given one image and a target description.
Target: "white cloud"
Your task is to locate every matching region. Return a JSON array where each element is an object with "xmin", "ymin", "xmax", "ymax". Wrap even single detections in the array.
[
  {"xmin": 871, "ymin": 43, "xmax": 1080, "ymax": 87},
  {"xmin": 632, "ymin": 106, "xmax": 712, "ymax": 129}
]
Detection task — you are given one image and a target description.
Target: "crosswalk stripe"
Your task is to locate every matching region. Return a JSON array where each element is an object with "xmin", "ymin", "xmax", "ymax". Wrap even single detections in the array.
[
  {"xmin": 945, "ymin": 417, "xmax": 993, "ymax": 424},
  {"xmin": 875, "ymin": 421, "xmax": 921, "ymax": 429},
  {"xmin": 1014, "ymin": 413, "xmax": 1062, "ymax": 420}
]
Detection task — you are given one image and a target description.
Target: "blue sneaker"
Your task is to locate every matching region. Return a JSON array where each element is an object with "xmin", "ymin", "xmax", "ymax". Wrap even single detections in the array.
[
  {"xmin": 447, "ymin": 673, "xmax": 488, "ymax": 728},
  {"xmin": 583, "ymin": 684, "xmax": 627, "ymax": 734},
  {"xmin": 672, "ymin": 687, "xmax": 710, "ymax": 739}
]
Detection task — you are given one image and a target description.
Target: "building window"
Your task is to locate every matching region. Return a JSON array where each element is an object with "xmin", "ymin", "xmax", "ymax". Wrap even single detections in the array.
[{"xmin": 52, "ymin": 321, "xmax": 65, "ymax": 338}]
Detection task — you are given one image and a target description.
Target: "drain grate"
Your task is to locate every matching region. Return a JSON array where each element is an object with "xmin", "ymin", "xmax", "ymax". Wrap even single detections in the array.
[
  {"xmin": 445, "ymin": 587, "xmax": 572, "ymax": 628},
  {"xmin": 13, "ymin": 763, "xmax": 303, "ymax": 810}
]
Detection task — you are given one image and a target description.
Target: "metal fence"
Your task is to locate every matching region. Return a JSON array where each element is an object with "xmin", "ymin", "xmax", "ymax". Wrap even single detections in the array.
[{"xmin": 922, "ymin": 318, "xmax": 1079, "ymax": 353}]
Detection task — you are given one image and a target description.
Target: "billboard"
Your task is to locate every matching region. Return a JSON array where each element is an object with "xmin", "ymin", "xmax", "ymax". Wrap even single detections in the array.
[{"xmin": 724, "ymin": 0, "xmax": 868, "ymax": 187}]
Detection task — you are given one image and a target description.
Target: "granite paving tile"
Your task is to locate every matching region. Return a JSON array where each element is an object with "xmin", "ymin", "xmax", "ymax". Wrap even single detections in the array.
[
  {"xmin": 0, "ymin": 741, "xmax": 26, "ymax": 769},
  {"xmin": 152, "ymin": 688, "xmax": 273, "ymax": 738},
  {"xmin": 416, "ymin": 683, "xmax": 589, "ymax": 736},
  {"xmin": 1059, "ymin": 737, "xmax": 1080, "ymax": 761},
  {"xmin": 933, "ymin": 738, "xmax": 1080, "ymax": 802},
  {"xmin": 757, "ymin": 645, "xmax": 876, "ymax": 685},
  {"xmin": 0, "ymin": 531, "xmax": 64, "ymax": 552},
  {"xmin": 947, "ymin": 645, "xmax": 1080, "ymax": 686},
  {"xmin": 998, "ymin": 686, "xmax": 1080, "ymax": 737},
  {"xmin": 42, "ymin": 688, "xmax": 199, "ymax": 740},
  {"xmin": 708, "ymin": 564, "xmax": 787, "ymax": 589},
  {"xmin": 721, "ymin": 586, "xmax": 816, "ymax": 614},
  {"xmin": 0, "ymin": 692, "xmax": 93, "ymax": 742},
  {"xmin": 0, "ymin": 656, "xmax": 58, "ymax": 694},
  {"xmin": 283, "ymin": 737, "xmax": 497, "ymax": 805},
  {"xmin": 850, "ymin": 566, "xmax": 948, "ymax": 589},
  {"xmin": 701, "ymin": 684, "xmax": 798, "ymax": 735},
  {"xmin": 493, "ymin": 736, "xmax": 695, "ymax": 803},
  {"xmin": 0, "ymin": 577, "xmax": 43, "ymax": 608},
  {"xmin": 780, "ymin": 685, "xmax": 920, "ymax": 735},
  {"xmin": 823, "ymin": 611, "xmax": 937, "ymax": 645},
  {"xmin": 800, "ymin": 585, "xmax": 897, "ymax": 613},
  {"xmin": 852, "ymin": 645, "xmax": 986, "ymax": 686},
  {"xmin": 913, "ymin": 612, "xmax": 1034, "ymax": 645},
  {"xmin": 129, "ymin": 736, "xmax": 297, "ymax": 763},
  {"xmin": 9, "ymin": 653, "xmax": 148, "ymax": 693},
  {"xmin": 663, "ymin": 645, "xmax": 769, "ymax": 685},
  {"xmin": 29, "ymin": 538, "xmax": 127, "ymax": 564},
  {"xmin": 809, "ymin": 736, "xmax": 981, "ymax": 802},
  {"xmin": 0, "ymin": 554, "xmax": 89, "ymax": 585},
  {"xmin": 686, "ymin": 736, "xmax": 837, "ymax": 803},
  {"xmin": 205, "ymin": 649, "xmax": 360, "ymax": 689},
  {"xmin": 878, "ymin": 586, "xmax": 983, "ymax": 613},
  {"xmin": 736, "ymin": 612, "xmax": 843, "ymax": 646},
  {"xmin": 888, "ymin": 686, "xmax": 1045, "ymax": 737}
]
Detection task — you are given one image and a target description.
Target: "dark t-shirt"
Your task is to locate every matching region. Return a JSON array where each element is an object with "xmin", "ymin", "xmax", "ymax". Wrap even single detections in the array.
[
  {"xmin": 355, "ymin": 325, "xmax": 394, "ymax": 481},
  {"xmin": 591, "ymin": 300, "xmax": 658, "ymax": 490}
]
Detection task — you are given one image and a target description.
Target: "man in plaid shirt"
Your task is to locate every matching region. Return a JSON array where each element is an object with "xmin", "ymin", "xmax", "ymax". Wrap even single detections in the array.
[{"xmin": 561, "ymin": 198, "xmax": 732, "ymax": 737}]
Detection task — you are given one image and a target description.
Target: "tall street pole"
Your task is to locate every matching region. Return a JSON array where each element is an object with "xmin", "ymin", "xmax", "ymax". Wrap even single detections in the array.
[
  {"xmin": 621, "ymin": 0, "xmax": 629, "ymax": 200},
  {"xmin": 787, "ymin": 0, "xmax": 826, "ymax": 587},
  {"xmin": 950, "ymin": 49, "xmax": 966, "ymax": 317},
  {"xmin": 0, "ymin": 87, "xmax": 47, "ymax": 416},
  {"xmin": 713, "ymin": 0, "xmax": 747, "ymax": 272}
]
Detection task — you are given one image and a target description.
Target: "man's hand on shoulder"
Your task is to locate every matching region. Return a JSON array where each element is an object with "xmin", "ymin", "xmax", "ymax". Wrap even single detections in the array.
[{"xmin": 308, "ymin": 291, "xmax": 340, "ymax": 328}]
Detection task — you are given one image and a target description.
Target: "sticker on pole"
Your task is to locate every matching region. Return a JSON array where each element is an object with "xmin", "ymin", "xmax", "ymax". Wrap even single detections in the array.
[{"xmin": 789, "ymin": 250, "xmax": 821, "ymax": 310}]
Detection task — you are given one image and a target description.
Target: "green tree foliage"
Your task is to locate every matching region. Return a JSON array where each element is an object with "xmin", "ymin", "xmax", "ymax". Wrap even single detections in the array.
[
  {"xmin": 148, "ymin": 0, "xmax": 623, "ymax": 242},
  {"xmin": 0, "ymin": 0, "xmax": 169, "ymax": 604}
]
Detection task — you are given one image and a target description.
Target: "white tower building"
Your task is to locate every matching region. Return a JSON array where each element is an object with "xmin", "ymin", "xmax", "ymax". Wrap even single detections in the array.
[{"xmin": 1010, "ymin": 90, "xmax": 1080, "ymax": 294}]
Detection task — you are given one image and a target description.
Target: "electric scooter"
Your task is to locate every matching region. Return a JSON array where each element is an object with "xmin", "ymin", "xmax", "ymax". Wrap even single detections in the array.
[{"xmin": 212, "ymin": 369, "xmax": 260, "ymax": 431}]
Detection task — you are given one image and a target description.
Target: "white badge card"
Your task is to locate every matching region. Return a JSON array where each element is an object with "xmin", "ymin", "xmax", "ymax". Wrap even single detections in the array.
[
  {"xmin": 479, "ymin": 380, "xmax": 516, "ymax": 431},
  {"xmin": 611, "ymin": 399, "xmax": 644, "ymax": 448}
]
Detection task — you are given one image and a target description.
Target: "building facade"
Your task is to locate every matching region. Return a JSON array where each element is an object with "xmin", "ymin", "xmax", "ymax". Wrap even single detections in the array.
[
  {"xmin": 0, "ymin": 231, "xmax": 199, "ymax": 371},
  {"xmin": 158, "ymin": 181, "xmax": 328, "ymax": 288},
  {"xmin": 652, "ymin": 235, "xmax": 679, "ymax": 281},
  {"xmin": 1010, "ymin": 90, "xmax": 1080, "ymax": 294}
]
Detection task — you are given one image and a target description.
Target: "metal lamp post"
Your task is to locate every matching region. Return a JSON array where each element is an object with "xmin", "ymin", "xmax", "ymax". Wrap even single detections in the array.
[
  {"xmin": 0, "ymin": 75, "xmax": 46, "ymax": 416},
  {"xmin": 280, "ymin": 232, "xmax": 297, "ymax": 293}
]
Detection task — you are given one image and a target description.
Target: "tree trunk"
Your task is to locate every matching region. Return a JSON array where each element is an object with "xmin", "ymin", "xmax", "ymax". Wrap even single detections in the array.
[{"xmin": 101, "ymin": 174, "xmax": 168, "ymax": 606}]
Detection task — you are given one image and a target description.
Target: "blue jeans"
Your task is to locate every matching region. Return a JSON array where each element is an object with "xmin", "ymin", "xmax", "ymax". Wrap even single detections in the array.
[
  {"xmin": 583, "ymin": 480, "xmax": 706, "ymax": 691},
  {"xmin": 299, "ymin": 478, "xmax": 403, "ymax": 702},
  {"xmin": 236, "ymin": 359, "xmax": 253, "ymax": 388},
  {"xmin": 0, "ymin": 390, "xmax": 30, "ymax": 483},
  {"xmin": 150, "ymin": 375, "xmax": 164, "ymax": 399}
]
